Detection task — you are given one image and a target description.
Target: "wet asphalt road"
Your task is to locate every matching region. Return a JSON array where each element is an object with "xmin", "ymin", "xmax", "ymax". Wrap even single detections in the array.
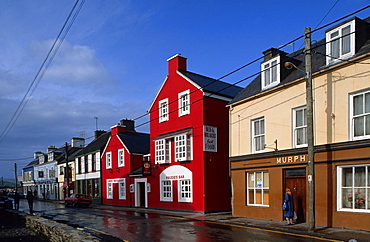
[{"xmin": 16, "ymin": 199, "xmax": 334, "ymax": 242}]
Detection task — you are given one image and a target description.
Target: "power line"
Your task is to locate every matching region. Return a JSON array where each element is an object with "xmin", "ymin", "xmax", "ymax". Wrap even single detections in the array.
[{"xmin": 0, "ymin": 0, "xmax": 86, "ymax": 144}]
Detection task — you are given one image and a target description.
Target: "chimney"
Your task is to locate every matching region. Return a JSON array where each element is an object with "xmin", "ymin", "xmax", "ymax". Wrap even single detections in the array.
[
  {"xmin": 120, "ymin": 119, "xmax": 135, "ymax": 132},
  {"xmin": 167, "ymin": 54, "xmax": 187, "ymax": 75},
  {"xmin": 71, "ymin": 137, "xmax": 85, "ymax": 148},
  {"xmin": 95, "ymin": 130, "xmax": 106, "ymax": 139}
]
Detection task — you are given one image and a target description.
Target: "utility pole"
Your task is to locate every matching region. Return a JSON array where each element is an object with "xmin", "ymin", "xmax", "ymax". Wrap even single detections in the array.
[
  {"xmin": 65, "ymin": 142, "xmax": 70, "ymax": 198},
  {"xmin": 14, "ymin": 163, "xmax": 18, "ymax": 192},
  {"xmin": 305, "ymin": 27, "xmax": 315, "ymax": 232}
]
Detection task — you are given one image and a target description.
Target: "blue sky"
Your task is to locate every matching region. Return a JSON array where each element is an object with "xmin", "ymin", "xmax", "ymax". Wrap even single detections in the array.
[{"xmin": 0, "ymin": 0, "xmax": 369, "ymax": 179}]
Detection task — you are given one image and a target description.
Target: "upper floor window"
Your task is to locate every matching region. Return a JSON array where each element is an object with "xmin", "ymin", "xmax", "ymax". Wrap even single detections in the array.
[
  {"xmin": 118, "ymin": 149, "xmax": 125, "ymax": 167},
  {"xmin": 326, "ymin": 20, "xmax": 355, "ymax": 64},
  {"xmin": 251, "ymin": 118, "xmax": 265, "ymax": 153},
  {"xmin": 261, "ymin": 56, "xmax": 280, "ymax": 90},
  {"xmin": 178, "ymin": 90, "xmax": 190, "ymax": 116},
  {"xmin": 293, "ymin": 107, "xmax": 307, "ymax": 147},
  {"xmin": 350, "ymin": 90, "xmax": 370, "ymax": 140},
  {"xmin": 159, "ymin": 98, "xmax": 169, "ymax": 123},
  {"xmin": 155, "ymin": 139, "xmax": 170, "ymax": 164},
  {"xmin": 48, "ymin": 152, "xmax": 54, "ymax": 162},
  {"xmin": 175, "ymin": 134, "xmax": 192, "ymax": 162},
  {"xmin": 106, "ymin": 152, "xmax": 112, "ymax": 169},
  {"xmin": 38, "ymin": 171, "xmax": 44, "ymax": 178},
  {"xmin": 92, "ymin": 153, "xmax": 96, "ymax": 172}
]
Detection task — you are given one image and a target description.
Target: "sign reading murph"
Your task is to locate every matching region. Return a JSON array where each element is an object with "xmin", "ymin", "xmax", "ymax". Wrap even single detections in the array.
[{"xmin": 204, "ymin": 125, "xmax": 217, "ymax": 152}]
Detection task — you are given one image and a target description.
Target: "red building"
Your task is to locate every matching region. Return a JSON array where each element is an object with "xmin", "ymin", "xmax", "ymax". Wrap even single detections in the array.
[
  {"xmin": 101, "ymin": 119, "xmax": 150, "ymax": 207},
  {"xmin": 147, "ymin": 54, "xmax": 243, "ymax": 212}
]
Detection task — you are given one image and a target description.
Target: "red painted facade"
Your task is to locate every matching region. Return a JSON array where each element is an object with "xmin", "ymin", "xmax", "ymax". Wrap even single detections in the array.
[
  {"xmin": 101, "ymin": 121, "xmax": 149, "ymax": 207},
  {"xmin": 146, "ymin": 54, "xmax": 237, "ymax": 212}
]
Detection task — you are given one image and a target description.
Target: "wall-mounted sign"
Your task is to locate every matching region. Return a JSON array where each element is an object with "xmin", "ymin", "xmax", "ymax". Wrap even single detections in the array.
[
  {"xmin": 143, "ymin": 161, "xmax": 151, "ymax": 175},
  {"xmin": 204, "ymin": 125, "xmax": 217, "ymax": 152}
]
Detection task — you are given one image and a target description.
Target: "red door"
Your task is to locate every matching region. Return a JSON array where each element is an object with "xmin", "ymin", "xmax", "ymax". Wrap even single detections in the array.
[{"xmin": 284, "ymin": 168, "xmax": 306, "ymax": 223}]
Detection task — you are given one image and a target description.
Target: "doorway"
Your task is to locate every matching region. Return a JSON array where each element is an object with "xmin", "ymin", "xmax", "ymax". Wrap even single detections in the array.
[
  {"xmin": 134, "ymin": 178, "xmax": 147, "ymax": 208},
  {"xmin": 284, "ymin": 168, "xmax": 306, "ymax": 223}
]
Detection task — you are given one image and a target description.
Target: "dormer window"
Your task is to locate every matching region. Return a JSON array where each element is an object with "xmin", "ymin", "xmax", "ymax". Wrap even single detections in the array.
[
  {"xmin": 326, "ymin": 20, "xmax": 355, "ymax": 64},
  {"xmin": 48, "ymin": 152, "xmax": 54, "ymax": 162},
  {"xmin": 261, "ymin": 56, "xmax": 280, "ymax": 90}
]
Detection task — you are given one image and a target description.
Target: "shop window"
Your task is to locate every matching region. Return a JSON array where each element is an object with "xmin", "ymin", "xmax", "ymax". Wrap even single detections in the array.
[
  {"xmin": 338, "ymin": 164, "xmax": 370, "ymax": 212},
  {"xmin": 107, "ymin": 181, "xmax": 113, "ymax": 199},
  {"xmin": 160, "ymin": 180, "xmax": 172, "ymax": 202},
  {"xmin": 179, "ymin": 179, "xmax": 192, "ymax": 202},
  {"xmin": 246, "ymin": 171, "xmax": 269, "ymax": 206},
  {"xmin": 119, "ymin": 181, "xmax": 126, "ymax": 200}
]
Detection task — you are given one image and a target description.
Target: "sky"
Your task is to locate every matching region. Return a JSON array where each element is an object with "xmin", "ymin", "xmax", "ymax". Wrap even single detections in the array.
[{"xmin": 0, "ymin": 0, "xmax": 370, "ymax": 179}]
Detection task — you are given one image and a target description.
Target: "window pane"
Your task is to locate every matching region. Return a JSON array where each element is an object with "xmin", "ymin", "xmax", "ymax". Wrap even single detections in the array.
[
  {"xmin": 248, "ymin": 173, "xmax": 254, "ymax": 188},
  {"xmin": 365, "ymin": 93, "xmax": 370, "ymax": 113},
  {"xmin": 342, "ymin": 188, "xmax": 353, "ymax": 208},
  {"xmin": 260, "ymin": 119, "xmax": 265, "ymax": 134},
  {"xmin": 297, "ymin": 128, "xmax": 306, "ymax": 145},
  {"xmin": 248, "ymin": 190, "xmax": 254, "ymax": 204},
  {"xmin": 256, "ymin": 189, "xmax": 262, "ymax": 204},
  {"xmin": 296, "ymin": 110, "xmax": 303, "ymax": 127},
  {"xmin": 354, "ymin": 188, "xmax": 366, "ymax": 209},
  {"xmin": 354, "ymin": 167, "xmax": 366, "ymax": 186},
  {"xmin": 331, "ymin": 38, "xmax": 340, "ymax": 59},
  {"xmin": 271, "ymin": 60, "xmax": 277, "ymax": 83},
  {"xmin": 263, "ymin": 172, "xmax": 269, "ymax": 188},
  {"xmin": 354, "ymin": 117, "xmax": 364, "ymax": 136},
  {"xmin": 353, "ymin": 95, "xmax": 363, "ymax": 116},
  {"xmin": 263, "ymin": 190, "xmax": 269, "ymax": 205},
  {"xmin": 342, "ymin": 167, "xmax": 353, "ymax": 187},
  {"xmin": 341, "ymin": 26, "xmax": 351, "ymax": 55}
]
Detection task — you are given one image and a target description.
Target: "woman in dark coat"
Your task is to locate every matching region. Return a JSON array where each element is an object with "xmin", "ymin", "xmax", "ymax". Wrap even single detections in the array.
[{"xmin": 284, "ymin": 188, "xmax": 294, "ymax": 225}]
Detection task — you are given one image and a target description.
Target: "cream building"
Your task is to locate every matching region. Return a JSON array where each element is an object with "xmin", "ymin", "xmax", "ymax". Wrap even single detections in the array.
[{"xmin": 229, "ymin": 16, "xmax": 370, "ymax": 231}]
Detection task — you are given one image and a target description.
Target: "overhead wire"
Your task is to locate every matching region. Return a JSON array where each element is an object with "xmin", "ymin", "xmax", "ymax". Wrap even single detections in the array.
[{"xmin": 0, "ymin": 0, "xmax": 86, "ymax": 144}]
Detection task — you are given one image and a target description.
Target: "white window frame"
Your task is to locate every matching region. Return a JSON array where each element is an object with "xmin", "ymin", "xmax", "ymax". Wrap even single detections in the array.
[
  {"xmin": 159, "ymin": 98, "xmax": 169, "ymax": 123},
  {"xmin": 326, "ymin": 20, "xmax": 355, "ymax": 65},
  {"xmin": 118, "ymin": 149, "xmax": 125, "ymax": 167},
  {"xmin": 155, "ymin": 139, "xmax": 165, "ymax": 164},
  {"xmin": 160, "ymin": 180, "xmax": 173, "ymax": 202},
  {"xmin": 337, "ymin": 164, "xmax": 369, "ymax": 212},
  {"xmin": 175, "ymin": 134, "xmax": 192, "ymax": 162},
  {"xmin": 246, "ymin": 171, "xmax": 269, "ymax": 207},
  {"xmin": 107, "ymin": 181, "xmax": 113, "ymax": 199},
  {"xmin": 119, "ymin": 180, "xmax": 126, "ymax": 200},
  {"xmin": 261, "ymin": 56, "xmax": 280, "ymax": 90},
  {"xmin": 350, "ymin": 89, "xmax": 370, "ymax": 140},
  {"xmin": 179, "ymin": 179, "xmax": 192, "ymax": 203},
  {"xmin": 251, "ymin": 117, "xmax": 265, "ymax": 153},
  {"xmin": 293, "ymin": 106, "xmax": 307, "ymax": 148},
  {"xmin": 106, "ymin": 152, "xmax": 112, "ymax": 169},
  {"xmin": 178, "ymin": 90, "xmax": 190, "ymax": 117}
]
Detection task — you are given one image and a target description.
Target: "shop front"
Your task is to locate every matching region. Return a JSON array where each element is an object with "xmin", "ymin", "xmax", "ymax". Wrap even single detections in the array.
[{"xmin": 230, "ymin": 140, "xmax": 370, "ymax": 231}]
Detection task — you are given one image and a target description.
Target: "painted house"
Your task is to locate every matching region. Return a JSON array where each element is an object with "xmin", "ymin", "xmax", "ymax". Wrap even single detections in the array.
[
  {"xmin": 228, "ymin": 16, "xmax": 370, "ymax": 231},
  {"xmin": 75, "ymin": 130, "xmax": 110, "ymax": 204},
  {"xmin": 22, "ymin": 152, "xmax": 42, "ymax": 196},
  {"xmin": 101, "ymin": 119, "xmax": 150, "ymax": 207},
  {"xmin": 147, "ymin": 54, "xmax": 243, "ymax": 212}
]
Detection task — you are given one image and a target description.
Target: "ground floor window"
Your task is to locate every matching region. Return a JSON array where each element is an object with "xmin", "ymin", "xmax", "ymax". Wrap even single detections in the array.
[
  {"xmin": 338, "ymin": 164, "xmax": 370, "ymax": 212},
  {"xmin": 160, "ymin": 180, "xmax": 172, "ymax": 202},
  {"xmin": 246, "ymin": 171, "xmax": 269, "ymax": 206},
  {"xmin": 107, "ymin": 182, "xmax": 113, "ymax": 199},
  {"xmin": 179, "ymin": 179, "xmax": 192, "ymax": 202},
  {"xmin": 119, "ymin": 181, "xmax": 126, "ymax": 200}
]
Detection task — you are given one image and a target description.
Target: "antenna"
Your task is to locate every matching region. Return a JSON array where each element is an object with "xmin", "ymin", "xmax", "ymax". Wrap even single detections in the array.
[{"xmin": 94, "ymin": 117, "xmax": 98, "ymax": 130}]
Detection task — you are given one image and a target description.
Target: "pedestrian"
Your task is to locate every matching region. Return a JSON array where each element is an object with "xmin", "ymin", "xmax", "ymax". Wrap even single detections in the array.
[
  {"xmin": 33, "ymin": 189, "xmax": 37, "ymax": 199},
  {"xmin": 283, "ymin": 188, "xmax": 294, "ymax": 225},
  {"xmin": 14, "ymin": 191, "xmax": 20, "ymax": 210},
  {"xmin": 26, "ymin": 191, "xmax": 34, "ymax": 214}
]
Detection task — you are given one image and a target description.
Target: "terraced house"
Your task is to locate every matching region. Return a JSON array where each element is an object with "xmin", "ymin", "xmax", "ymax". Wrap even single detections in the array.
[{"xmin": 229, "ymin": 16, "xmax": 370, "ymax": 230}]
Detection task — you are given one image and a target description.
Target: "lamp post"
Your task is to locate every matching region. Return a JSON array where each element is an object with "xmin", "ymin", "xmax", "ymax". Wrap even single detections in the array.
[{"xmin": 285, "ymin": 27, "xmax": 315, "ymax": 232}]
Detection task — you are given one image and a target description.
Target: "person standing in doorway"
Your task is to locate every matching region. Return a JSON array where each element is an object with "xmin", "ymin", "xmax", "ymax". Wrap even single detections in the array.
[
  {"xmin": 284, "ymin": 188, "xmax": 294, "ymax": 225},
  {"xmin": 26, "ymin": 191, "xmax": 34, "ymax": 214}
]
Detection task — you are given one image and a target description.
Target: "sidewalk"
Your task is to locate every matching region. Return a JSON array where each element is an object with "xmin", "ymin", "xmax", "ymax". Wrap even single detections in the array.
[{"xmin": 90, "ymin": 203, "xmax": 370, "ymax": 242}]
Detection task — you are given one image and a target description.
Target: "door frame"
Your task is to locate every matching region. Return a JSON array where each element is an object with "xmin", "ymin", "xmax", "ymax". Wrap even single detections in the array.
[{"xmin": 134, "ymin": 178, "xmax": 148, "ymax": 208}]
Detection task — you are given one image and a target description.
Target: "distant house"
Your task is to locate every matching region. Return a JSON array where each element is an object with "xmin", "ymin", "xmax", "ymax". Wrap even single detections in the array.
[
  {"xmin": 22, "ymin": 152, "xmax": 41, "ymax": 195},
  {"xmin": 101, "ymin": 119, "xmax": 149, "ymax": 207},
  {"xmin": 75, "ymin": 131, "xmax": 110, "ymax": 204},
  {"xmin": 228, "ymin": 16, "xmax": 370, "ymax": 231},
  {"xmin": 146, "ymin": 54, "xmax": 242, "ymax": 212}
]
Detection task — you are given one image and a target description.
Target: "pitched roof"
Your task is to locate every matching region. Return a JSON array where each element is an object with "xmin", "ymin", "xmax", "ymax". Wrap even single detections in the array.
[
  {"xmin": 230, "ymin": 16, "xmax": 370, "ymax": 105},
  {"xmin": 117, "ymin": 131, "xmax": 150, "ymax": 154},
  {"xmin": 78, "ymin": 131, "xmax": 111, "ymax": 156},
  {"xmin": 23, "ymin": 159, "xmax": 38, "ymax": 169},
  {"xmin": 179, "ymin": 70, "xmax": 243, "ymax": 99}
]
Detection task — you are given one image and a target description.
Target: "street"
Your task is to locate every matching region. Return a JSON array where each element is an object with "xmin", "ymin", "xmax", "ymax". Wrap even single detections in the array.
[{"xmin": 16, "ymin": 199, "xmax": 338, "ymax": 242}]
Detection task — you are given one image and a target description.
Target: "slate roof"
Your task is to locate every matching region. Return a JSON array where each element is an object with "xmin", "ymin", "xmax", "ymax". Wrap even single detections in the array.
[
  {"xmin": 23, "ymin": 159, "xmax": 38, "ymax": 169},
  {"xmin": 118, "ymin": 131, "xmax": 150, "ymax": 154},
  {"xmin": 179, "ymin": 70, "xmax": 243, "ymax": 99},
  {"xmin": 78, "ymin": 131, "xmax": 111, "ymax": 156},
  {"xmin": 230, "ymin": 16, "xmax": 370, "ymax": 105}
]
